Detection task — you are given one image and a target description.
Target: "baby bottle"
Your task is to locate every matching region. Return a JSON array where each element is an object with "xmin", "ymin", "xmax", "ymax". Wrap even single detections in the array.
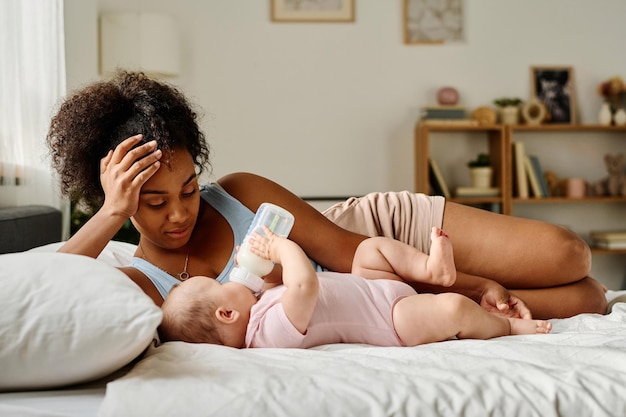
[{"xmin": 229, "ymin": 203, "xmax": 295, "ymax": 292}]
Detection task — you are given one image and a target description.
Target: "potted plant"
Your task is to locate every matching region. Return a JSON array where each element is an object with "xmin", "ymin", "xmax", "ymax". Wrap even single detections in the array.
[
  {"xmin": 493, "ymin": 97, "xmax": 522, "ymax": 125},
  {"xmin": 467, "ymin": 153, "xmax": 492, "ymax": 188}
]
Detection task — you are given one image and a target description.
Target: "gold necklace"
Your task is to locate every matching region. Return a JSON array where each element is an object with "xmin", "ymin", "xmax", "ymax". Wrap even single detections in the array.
[{"xmin": 139, "ymin": 242, "xmax": 190, "ymax": 281}]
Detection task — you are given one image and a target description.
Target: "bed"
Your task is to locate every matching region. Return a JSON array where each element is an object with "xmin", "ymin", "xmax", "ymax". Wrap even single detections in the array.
[{"xmin": 1, "ymin": 239, "xmax": 626, "ymax": 417}]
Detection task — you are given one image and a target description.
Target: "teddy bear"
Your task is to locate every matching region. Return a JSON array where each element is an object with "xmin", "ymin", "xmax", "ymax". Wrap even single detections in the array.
[
  {"xmin": 544, "ymin": 170, "xmax": 561, "ymax": 196},
  {"xmin": 592, "ymin": 153, "xmax": 626, "ymax": 196}
]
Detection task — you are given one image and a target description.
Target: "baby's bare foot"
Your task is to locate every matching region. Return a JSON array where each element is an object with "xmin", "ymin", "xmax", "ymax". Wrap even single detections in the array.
[
  {"xmin": 508, "ymin": 318, "xmax": 552, "ymax": 335},
  {"xmin": 426, "ymin": 227, "xmax": 456, "ymax": 287}
]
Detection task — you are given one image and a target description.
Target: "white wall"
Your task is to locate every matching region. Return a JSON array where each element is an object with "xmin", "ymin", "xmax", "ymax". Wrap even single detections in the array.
[
  {"xmin": 64, "ymin": 0, "xmax": 626, "ymax": 288},
  {"xmin": 67, "ymin": 0, "xmax": 626, "ymax": 194}
]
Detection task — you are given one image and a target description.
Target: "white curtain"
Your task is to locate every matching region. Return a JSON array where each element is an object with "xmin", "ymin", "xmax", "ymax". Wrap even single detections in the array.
[{"xmin": 0, "ymin": 0, "xmax": 66, "ymax": 217}]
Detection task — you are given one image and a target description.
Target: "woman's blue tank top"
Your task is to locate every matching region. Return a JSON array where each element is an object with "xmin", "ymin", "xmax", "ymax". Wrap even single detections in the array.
[{"xmin": 130, "ymin": 183, "xmax": 322, "ymax": 299}]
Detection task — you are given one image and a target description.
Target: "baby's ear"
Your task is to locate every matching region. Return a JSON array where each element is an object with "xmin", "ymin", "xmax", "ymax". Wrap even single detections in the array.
[{"xmin": 215, "ymin": 307, "xmax": 241, "ymax": 324}]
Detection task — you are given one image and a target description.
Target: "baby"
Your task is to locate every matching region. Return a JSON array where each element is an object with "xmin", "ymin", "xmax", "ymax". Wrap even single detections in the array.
[{"xmin": 160, "ymin": 227, "xmax": 551, "ymax": 348}]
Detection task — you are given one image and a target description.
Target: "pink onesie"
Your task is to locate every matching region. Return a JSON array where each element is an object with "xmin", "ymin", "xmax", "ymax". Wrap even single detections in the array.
[{"xmin": 245, "ymin": 272, "xmax": 417, "ymax": 348}]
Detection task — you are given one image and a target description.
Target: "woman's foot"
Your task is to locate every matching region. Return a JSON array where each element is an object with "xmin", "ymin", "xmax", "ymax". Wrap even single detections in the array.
[
  {"xmin": 508, "ymin": 318, "xmax": 552, "ymax": 335},
  {"xmin": 426, "ymin": 227, "xmax": 456, "ymax": 287}
]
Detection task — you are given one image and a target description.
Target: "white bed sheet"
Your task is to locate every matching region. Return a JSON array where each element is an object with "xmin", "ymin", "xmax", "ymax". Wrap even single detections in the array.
[
  {"xmin": 0, "ymin": 386, "xmax": 105, "ymax": 417},
  {"xmin": 99, "ymin": 292, "xmax": 626, "ymax": 417},
  {"xmin": 0, "ymin": 366, "xmax": 130, "ymax": 417}
]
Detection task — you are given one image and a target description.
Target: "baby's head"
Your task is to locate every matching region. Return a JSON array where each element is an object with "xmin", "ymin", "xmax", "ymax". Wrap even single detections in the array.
[
  {"xmin": 159, "ymin": 276, "xmax": 256, "ymax": 348},
  {"xmin": 159, "ymin": 277, "xmax": 224, "ymax": 345}
]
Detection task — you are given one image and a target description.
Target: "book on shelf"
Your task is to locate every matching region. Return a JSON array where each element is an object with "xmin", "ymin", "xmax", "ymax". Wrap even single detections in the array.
[
  {"xmin": 594, "ymin": 240, "xmax": 626, "ymax": 249},
  {"xmin": 512, "ymin": 141, "xmax": 529, "ymax": 198},
  {"xmin": 590, "ymin": 230, "xmax": 626, "ymax": 241},
  {"xmin": 528, "ymin": 155, "xmax": 550, "ymax": 197},
  {"xmin": 420, "ymin": 119, "xmax": 479, "ymax": 126},
  {"xmin": 523, "ymin": 156, "xmax": 543, "ymax": 197},
  {"xmin": 455, "ymin": 187, "xmax": 500, "ymax": 197},
  {"xmin": 420, "ymin": 105, "xmax": 466, "ymax": 119},
  {"xmin": 428, "ymin": 158, "xmax": 451, "ymax": 198}
]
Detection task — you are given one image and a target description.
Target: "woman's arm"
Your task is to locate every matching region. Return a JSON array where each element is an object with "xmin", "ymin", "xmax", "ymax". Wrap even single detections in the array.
[
  {"xmin": 58, "ymin": 135, "xmax": 161, "ymax": 258},
  {"xmin": 219, "ymin": 172, "xmax": 367, "ymax": 273}
]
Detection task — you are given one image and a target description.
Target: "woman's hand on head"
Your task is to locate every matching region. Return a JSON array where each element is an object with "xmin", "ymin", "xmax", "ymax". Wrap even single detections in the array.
[
  {"xmin": 479, "ymin": 281, "xmax": 532, "ymax": 319},
  {"xmin": 99, "ymin": 134, "xmax": 162, "ymax": 217}
]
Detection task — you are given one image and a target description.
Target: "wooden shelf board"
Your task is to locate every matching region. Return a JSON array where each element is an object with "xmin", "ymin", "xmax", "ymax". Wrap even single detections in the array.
[
  {"xmin": 510, "ymin": 124, "xmax": 626, "ymax": 132},
  {"xmin": 417, "ymin": 124, "xmax": 503, "ymax": 132},
  {"xmin": 591, "ymin": 247, "xmax": 626, "ymax": 254},
  {"xmin": 513, "ymin": 197, "xmax": 626, "ymax": 203},
  {"xmin": 451, "ymin": 197, "xmax": 502, "ymax": 204}
]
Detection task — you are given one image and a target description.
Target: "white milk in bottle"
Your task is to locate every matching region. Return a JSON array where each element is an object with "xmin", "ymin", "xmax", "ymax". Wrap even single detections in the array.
[{"xmin": 229, "ymin": 203, "xmax": 294, "ymax": 292}]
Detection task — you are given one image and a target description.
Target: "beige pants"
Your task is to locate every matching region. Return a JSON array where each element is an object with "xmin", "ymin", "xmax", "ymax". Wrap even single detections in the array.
[{"xmin": 322, "ymin": 191, "xmax": 445, "ymax": 254}]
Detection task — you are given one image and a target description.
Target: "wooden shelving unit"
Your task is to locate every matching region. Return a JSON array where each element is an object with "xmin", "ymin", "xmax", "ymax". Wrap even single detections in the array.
[
  {"xmin": 414, "ymin": 124, "xmax": 509, "ymax": 212},
  {"xmin": 414, "ymin": 123, "xmax": 626, "ymax": 256}
]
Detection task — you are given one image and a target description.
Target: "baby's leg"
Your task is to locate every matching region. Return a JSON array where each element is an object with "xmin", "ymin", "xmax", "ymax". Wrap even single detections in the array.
[
  {"xmin": 426, "ymin": 227, "xmax": 456, "ymax": 287},
  {"xmin": 507, "ymin": 317, "xmax": 552, "ymax": 335},
  {"xmin": 352, "ymin": 229, "xmax": 455, "ymax": 286},
  {"xmin": 393, "ymin": 292, "xmax": 552, "ymax": 346}
]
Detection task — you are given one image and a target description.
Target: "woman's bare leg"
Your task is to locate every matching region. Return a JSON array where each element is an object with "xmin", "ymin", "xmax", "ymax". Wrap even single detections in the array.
[
  {"xmin": 441, "ymin": 202, "xmax": 606, "ymax": 318},
  {"xmin": 393, "ymin": 293, "xmax": 551, "ymax": 346},
  {"xmin": 510, "ymin": 277, "xmax": 607, "ymax": 319}
]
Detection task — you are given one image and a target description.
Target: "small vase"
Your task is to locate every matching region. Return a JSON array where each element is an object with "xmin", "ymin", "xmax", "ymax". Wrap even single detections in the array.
[
  {"xmin": 500, "ymin": 106, "xmax": 519, "ymax": 125},
  {"xmin": 613, "ymin": 108, "xmax": 626, "ymax": 126},
  {"xmin": 470, "ymin": 167, "xmax": 493, "ymax": 188},
  {"xmin": 598, "ymin": 102, "xmax": 613, "ymax": 126}
]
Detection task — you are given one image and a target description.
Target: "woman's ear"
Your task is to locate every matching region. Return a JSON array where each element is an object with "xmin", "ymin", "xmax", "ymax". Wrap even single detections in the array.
[{"xmin": 215, "ymin": 307, "xmax": 241, "ymax": 324}]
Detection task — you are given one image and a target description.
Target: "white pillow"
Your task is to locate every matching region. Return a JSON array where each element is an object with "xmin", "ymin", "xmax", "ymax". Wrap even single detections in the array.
[
  {"xmin": 0, "ymin": 252, "xmax": 162, "ymax": 391},
  {"xmin": 29, "ymin": 240, "xmax": 138, "ymax": 267}
]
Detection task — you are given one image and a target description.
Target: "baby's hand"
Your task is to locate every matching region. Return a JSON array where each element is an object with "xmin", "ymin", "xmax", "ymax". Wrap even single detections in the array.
[{"xmin": 247, "ymin": 225, "xmax": 281, "ymax": 262}]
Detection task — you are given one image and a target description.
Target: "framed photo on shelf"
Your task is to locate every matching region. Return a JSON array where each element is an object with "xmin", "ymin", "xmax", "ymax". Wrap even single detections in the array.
[
  {"xmin": 403, "ymin": 0, "xmax": 464, "ymax": 44},
  {"xmin": 270, "ymin": 0, "xmax": 355, "ymax": 23},
  {"xmin": 530, "ymin": 66, "xmax": 577, "ymax": 124}
]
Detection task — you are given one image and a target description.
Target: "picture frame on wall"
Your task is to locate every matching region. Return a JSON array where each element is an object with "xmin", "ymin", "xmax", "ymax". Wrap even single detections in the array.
[
  {"xmin": 271, "ymin": 0, "xmax": 355, "ymax": 23},
  {"xmin": 403, "ymin": 0, "xmax": 464, "ymax": 44},
  {"xmin": 530, "ymin": 66, "xmax": 577, "ymax": 125}
]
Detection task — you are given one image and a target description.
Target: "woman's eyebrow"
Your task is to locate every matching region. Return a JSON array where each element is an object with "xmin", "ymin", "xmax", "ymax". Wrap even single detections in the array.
[
  {"xmin": 141, "ymin": 173, "xmax": 197, "ymax": 195},
  {"xmin": 182, "ymin": 173, "xmax": 198, "ymax": 186}
]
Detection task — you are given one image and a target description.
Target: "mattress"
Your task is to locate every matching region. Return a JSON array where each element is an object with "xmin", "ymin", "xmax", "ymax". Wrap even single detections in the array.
[
  {"xmin": 97, "ymin": 292, "xmax": 626, "ymax": 417},
  {"xmin": 2, "ymin": 237, "xmax": 625, "ymax": 417},
  {"xmin": 0, "ymin": 366, "xmax": 128, "ymax": 417}
]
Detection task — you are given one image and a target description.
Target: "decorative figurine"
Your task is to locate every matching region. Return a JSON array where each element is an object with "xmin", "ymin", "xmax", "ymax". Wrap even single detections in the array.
[
  {"xmin": 613, "ymin": 108, "xmax": 626, "ymax": 126},
  {"xmin": 598, "ymin": 102, "xmax": 613, "ymax": 126},
  {"xmin": 592, "ymin": 153, "xmax": 626, "ymax": 196},
  {"xmin": 437, "ymin": 87, "xmax": 459, "ymax": 106},
  {"xmin": 472, "ymin": 106, "xmax": 497, "ymax": 126}
]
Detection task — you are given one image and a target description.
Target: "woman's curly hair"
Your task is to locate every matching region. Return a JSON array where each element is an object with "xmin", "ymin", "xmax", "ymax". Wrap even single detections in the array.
[{"xmin": 47, "ymin": 71, "xmax": 211, "ymax": 210}]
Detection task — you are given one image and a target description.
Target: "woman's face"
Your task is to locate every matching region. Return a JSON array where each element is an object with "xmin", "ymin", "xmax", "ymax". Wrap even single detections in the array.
[{"xmin": 131, "ymin": 149, "xmax": 200, "ymax": 250}]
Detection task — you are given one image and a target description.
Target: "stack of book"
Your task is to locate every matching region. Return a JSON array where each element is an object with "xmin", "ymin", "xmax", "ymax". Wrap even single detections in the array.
[
  {"xmin": 590, "ymin": 230, "xmax": 626, "ymax": 250},
  {"xmin": 512, "ymin": 141, "xmax": 550, "ymax": 198},
  {"xmin": 420, "ymin": 106, "xmax": 478, "ymax": 126}
]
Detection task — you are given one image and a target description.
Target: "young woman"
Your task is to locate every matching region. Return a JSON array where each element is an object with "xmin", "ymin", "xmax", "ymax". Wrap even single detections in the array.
[{"xmin": 46, "ymin": 71, "xmax": 606, "ymax": 319}]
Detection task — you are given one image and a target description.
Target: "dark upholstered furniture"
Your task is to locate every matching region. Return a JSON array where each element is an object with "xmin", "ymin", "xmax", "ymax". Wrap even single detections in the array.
[{"xmin": 0, "ymin": 205, "xmax": 62, "ymax": 254}]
